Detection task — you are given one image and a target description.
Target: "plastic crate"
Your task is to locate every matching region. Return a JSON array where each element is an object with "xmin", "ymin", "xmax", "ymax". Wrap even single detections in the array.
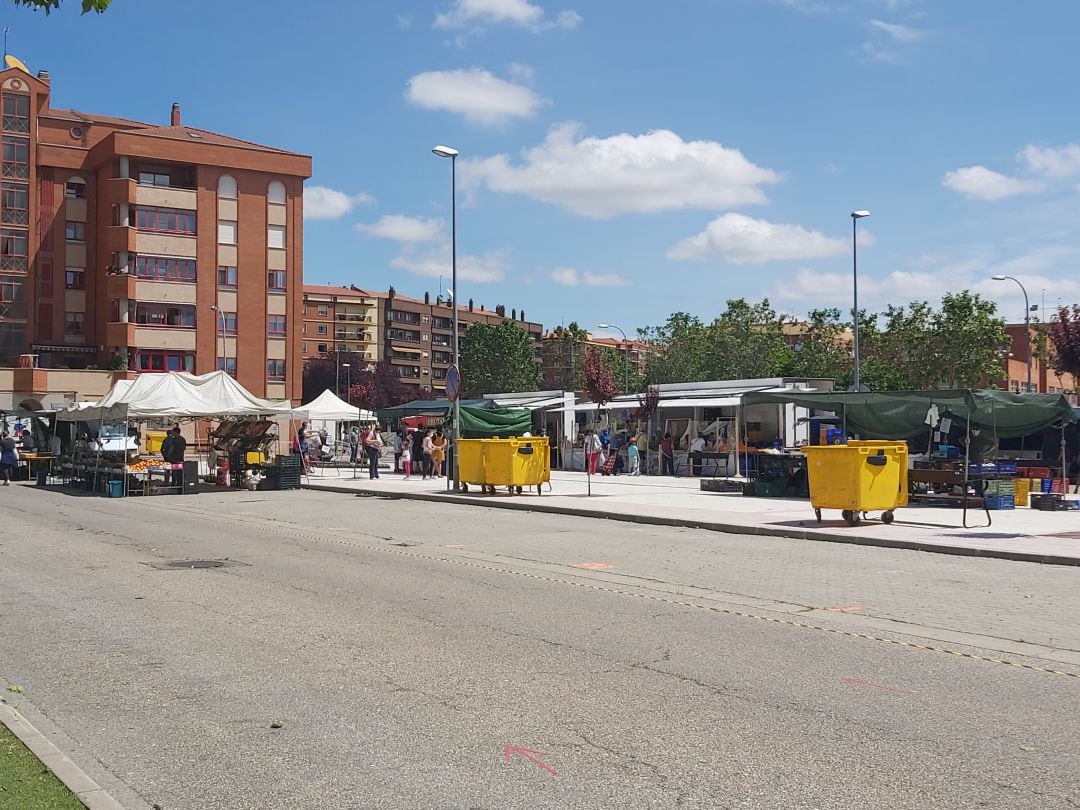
[
  {"xmin": 996, "ymin": 460, "xmax": 1018, "ymax": 474},
  {"xmin": 1041, "ymin": 478, "xmax": 1053, "ymax": 493},
  {"xmin": 984, "ymin": 495, "xmax": 1015, "ymax": 510},
  {"xmin": 754, "ymin": 478, "xmax": 789, "ymax": 497}
]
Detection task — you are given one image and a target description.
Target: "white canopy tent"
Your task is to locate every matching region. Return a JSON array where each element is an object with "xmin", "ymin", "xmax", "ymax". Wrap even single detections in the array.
[
  {"xmin": 56, "ymin": 371, "xmax": 295, "ymax": 422},
  {"xmin": 294, "ymin": 389, "xmax": 375, "ymax": 422}
]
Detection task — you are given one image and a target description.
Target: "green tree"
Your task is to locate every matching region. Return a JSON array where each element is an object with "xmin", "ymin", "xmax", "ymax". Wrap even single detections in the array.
[
  {"xmin": 543, "ymin": 322, "xmax": 589, "ymax": 390},
  {"xmin": 459, "ymin": 320, "xmax": 541, "ymax": 398},
  {"xmin": 927, "ymin": 291, "xmax": 1008, "ymax": 388},
  {"xmin": 599, "ymin": 345, "xmax": 644, "ymax": 394},
  {"xmin": 1048, "ymin": 304, "xmax": 1080, "ymax": 381},
  {"xmin": 781, "ymin": 308, "xmax": 852, "ymax": 386},
  {"xmin": 12, "ymin": 0, "xmax": 109, "ymax": 12}
]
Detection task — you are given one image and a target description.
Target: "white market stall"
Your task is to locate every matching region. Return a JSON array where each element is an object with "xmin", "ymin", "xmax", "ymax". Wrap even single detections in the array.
[{"xmin": 293, "ymin": 389, "xmax": 376, "ymax": 473}]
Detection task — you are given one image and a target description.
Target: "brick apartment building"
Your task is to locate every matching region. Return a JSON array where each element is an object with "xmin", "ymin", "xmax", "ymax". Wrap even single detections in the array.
[
  {"xmin": 999, "ymin": 323, "xmax": 1077, "ymax": 399},
  {"xmin": 301, "ymin": 284, "xmax": 543, "ymax": 394},
  {"xmin": 540, "ymin": 330, "xmax": 653, "ymax": 390},
  {"xmin": 0, "ymin": 65, "xmax": 311, "ymax": 401}
]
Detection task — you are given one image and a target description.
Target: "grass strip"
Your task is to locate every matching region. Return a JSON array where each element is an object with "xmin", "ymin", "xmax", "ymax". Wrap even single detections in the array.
[{"xmin": 0, "ymin": 718, "xmax": 85, "ymax": 809}]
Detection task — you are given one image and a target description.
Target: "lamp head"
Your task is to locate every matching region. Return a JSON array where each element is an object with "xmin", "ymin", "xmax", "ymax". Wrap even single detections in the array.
[
  {"xmin": 432, "ymin": 145, "xmax": 459, "ymax": 158},
  {"xmin": 851, "ymin": 210, "xmax": 871, "ymax": 219},
  {"xmin": 991, "ymin": 275, "xmax": 1007, "ymax": 281},
  {"xmin": 598, "ymin": 323, "xmax": 610, "ymax": 329},
  {"xmin": 209, "ymin": 305, "xmax": 220, "ymax": 311}
]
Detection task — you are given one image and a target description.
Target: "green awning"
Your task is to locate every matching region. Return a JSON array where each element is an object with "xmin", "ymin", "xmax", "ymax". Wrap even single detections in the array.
[
  {"xmin": 456, "ymin": 404, "xmax": 532, "ymax": 438},
  {"xmin": 742, "ymin": 389, "xmax": 1076, "ymax": 440},
  {"xmin": 377, "ymin": 398, "xmax": 488, "ymax": 420}
]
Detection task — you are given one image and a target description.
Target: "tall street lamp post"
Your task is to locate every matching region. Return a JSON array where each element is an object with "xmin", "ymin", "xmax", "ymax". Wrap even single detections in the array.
[
  {"xmin": 342, "ymin": 363, "xmax": 351, "ymax": 399},
  {"xmin": 850, "ymin": 210, "xmax": 870, "ymax": 391},
  {"xmin": 597, "ymin": 323, "xmax": 630, "ymax": 392},
  {"xmin": 210, "ymin": 305, "xmax": 227, "ymax": 376},
  {"xmin": 991, "ymin": 274, "xmax": 1033, "ymax": 393},
  {"xmin": 433, "ymin": 144, "xmax": 461, "ymax": 491}
]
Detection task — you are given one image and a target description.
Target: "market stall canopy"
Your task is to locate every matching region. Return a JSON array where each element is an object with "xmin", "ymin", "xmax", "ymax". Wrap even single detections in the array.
[
  {"xmin": 295, "ymin": 389, "xmax": 375, "ymax": 422},
  {"xmin": 742, "ymin": 389, "xmax": 1077, "ymax": 440},
  {"xmin": 377, "ymin": 398, "xmax": 488, "ymax": 420},
  {"xmin": 457, "ymin": 404, "xmax": 532, "ymax": 438},
  {"xmin": 57, "ymin": 371, "xmax": 294, "ymax": 421}
]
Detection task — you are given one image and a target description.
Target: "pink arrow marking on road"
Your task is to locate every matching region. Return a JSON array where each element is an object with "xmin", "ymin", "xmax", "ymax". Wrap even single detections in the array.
[
  {"xmin": 841, "ymin": 676, "xmax": 920, "ymax": 697},
  {"xmin": 504, "ymin": 744, "xmax": 558, "ymax": 776},
  {"xmin": 824, "ymin": 604, "xmax": 865, "ymax": 612}
]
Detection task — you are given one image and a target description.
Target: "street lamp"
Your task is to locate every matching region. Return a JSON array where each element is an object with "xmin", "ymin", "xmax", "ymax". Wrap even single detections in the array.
[
  {"xmin": 991, "ymin": 274, "xmax": 1033, "ymax": 393},
  {"xmin": 341, "ymin": 363, "xmax": 351, "ymax": 399},
  {"xmin": 209, "ymin": 305, "xmax": 227, "ymax": 376},
  {"xmin": 850, "ymin": 210, "xmax": 870, "ymax": 391},
  {"xmin": 597, "ymin": 323, "xmax": 630, "ymax": 392},
  {"xmin": 433, "ymin": 144, "xmax": 461, "ymax": 491}
]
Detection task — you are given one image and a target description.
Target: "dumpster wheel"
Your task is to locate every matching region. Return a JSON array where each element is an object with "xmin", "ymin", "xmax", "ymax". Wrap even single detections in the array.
[
  {"xmin": 841, "ymin": 509, "xmax": 861, "ymax": 526},
  {"xmin": 814, "ymin": 508, "xmax": 822, "ymax": 523},
  {"xmin": 461, "ymin": 482, "xmax": 469, "ymax": 493},
  {"xmin": 881, "ymin": 510, "xmax": 895, "ymax": 525}
]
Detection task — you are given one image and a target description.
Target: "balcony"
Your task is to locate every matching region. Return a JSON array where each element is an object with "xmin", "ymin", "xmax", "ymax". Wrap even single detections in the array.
[
  {"xmin": 105, "ymin": 273, "xmax": 137, "ymax": 299},
  {"xmin": 336, "ymin": 313, "xmax": 373, "ymax": 324},
  {"xmin": 105, "ymin": 321, "xmax": 135, "ymax": 347},
  {"xmin": 106, "ymin": 177, "xmax": 136, "ymax": 208},
  {"xmin": 106, "ymin": 225, "xmax": 137, "ymax": 254}
]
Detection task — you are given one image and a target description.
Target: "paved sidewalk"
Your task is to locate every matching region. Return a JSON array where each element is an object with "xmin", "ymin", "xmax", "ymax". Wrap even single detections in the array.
[{"xmin": 305, "ymin": 468, "xmax": 1080, "ymax": 566}]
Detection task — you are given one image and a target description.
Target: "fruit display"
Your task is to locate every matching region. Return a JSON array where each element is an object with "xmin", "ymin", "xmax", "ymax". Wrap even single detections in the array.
[{"xmin": 126, "ymin": 458, "xmax": 169, "ymax": 473}]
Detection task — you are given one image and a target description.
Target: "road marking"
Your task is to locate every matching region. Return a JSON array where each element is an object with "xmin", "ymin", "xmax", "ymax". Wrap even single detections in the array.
[
  {"xmin": 841, "ymin": 676, "xmax": 920, "ymax": 697},
  {"xmin": 824, "ymin": 605, "xmax": 864, "ymax": 613},
  {"xmin": 574, "ymin": 562, "xmax": 615, "ymax": 571},
  {"xmin": 441, "ymin": 544, "xmax": 465, "ymax": 550},
  {"xmin": 504, "ymin": 744, "xmax": 558, "ymax": 776}
]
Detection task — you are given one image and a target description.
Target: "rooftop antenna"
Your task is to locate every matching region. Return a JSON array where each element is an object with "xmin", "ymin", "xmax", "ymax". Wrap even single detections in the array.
[{"xmin": 3, "ymin": 28, "xmax": 9, "ymax": 62}]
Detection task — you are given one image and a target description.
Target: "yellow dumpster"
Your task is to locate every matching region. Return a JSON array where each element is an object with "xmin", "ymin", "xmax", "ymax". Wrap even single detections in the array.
[
  {"xmin": 146, "ymin": 431, "xmax": 167, "ymax": 454},
  {"xmin": 801, "ymin": 440, "xmax": 908, "ymax": 526},
  {"xmin": 457, "ymin": 437, "xmax": 550, "ymax": 495},
  {"xmin": 456, "ymin": 439, "xmax": 487, "ymax": 492}
]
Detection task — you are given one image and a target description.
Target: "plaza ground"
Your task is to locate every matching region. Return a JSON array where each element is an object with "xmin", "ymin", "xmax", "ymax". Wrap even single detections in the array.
[{"xmin": 2, "ymin": 484, "xmax": 1079, "ymax": 808}]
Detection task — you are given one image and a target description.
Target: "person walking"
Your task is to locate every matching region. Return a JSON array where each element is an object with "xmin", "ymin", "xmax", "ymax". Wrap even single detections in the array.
[
  {"xmin": 432, "ymin": 430, "xmax": 448, "ymax": 477},
  {"xmin": 364, "ymin": 425, "xmax": 384, "ymax": 480},
  {"xmin": 422, "ymin": 430, "xmax": 436, "ymax": 479},
  {"xmin": 660, "ymin": 432, "xmax": 675, "ymax": 476},
  {"xmin": 162, "ymin": 426, "xmax": 187, "ymax": 490},
  {"xmin": 392, "ymin": 431, "xmax": 403, "ymax": 473},
  {"xmin": 690, "ymin": 433, "xmax": 706, "ymax": 477},
  {"xmin": 584, "ymin": 429, "xmax": 602, "ymax": 475},
  {"xmin": 401, "ymin": 438, "xmax": 413, "ymax": 480},
  {"xmin": 636, "ymin": 430, "xmax": 649, "ymax": 475},
  {"xmin": 0, "ymin": 431, "xmax": 18, "ymax": 485},
  {"xmin": 411, "ymin": 429, "xmax": 426, "ymax": 480},
  {"xmin": 348, "ymin": 427, "xmax": 359, "ymax": 465},
  {"xmin": 628, "ymin": 435, "xmax": 640, "ymax": 476}
]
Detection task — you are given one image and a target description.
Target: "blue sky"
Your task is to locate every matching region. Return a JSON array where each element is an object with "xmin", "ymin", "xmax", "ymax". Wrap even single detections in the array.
[{"xmin": 9, "ymin": 0, "xmax": 1080, "ymax": 334}]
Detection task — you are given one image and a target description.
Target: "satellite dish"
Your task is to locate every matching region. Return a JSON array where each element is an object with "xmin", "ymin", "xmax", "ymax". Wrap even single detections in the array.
[{"xmin": 4, "ymin": 54, "xmax": 30, "ymax": 74}]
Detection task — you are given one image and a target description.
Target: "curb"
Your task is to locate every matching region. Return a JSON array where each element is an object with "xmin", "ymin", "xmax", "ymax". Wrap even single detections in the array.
[
  {"xmin": 0, "ymin": 700, "xmax": 126, "ymax": 810},
  {"xmin": 304, "ymin": 482, "xmax": 1080, "ymax": 568}
]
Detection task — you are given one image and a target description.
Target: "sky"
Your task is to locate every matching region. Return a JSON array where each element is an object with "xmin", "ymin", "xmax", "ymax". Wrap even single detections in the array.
[{"xmin": 8, "ymin": 0, "xmax": 1080, "ymax": 335}]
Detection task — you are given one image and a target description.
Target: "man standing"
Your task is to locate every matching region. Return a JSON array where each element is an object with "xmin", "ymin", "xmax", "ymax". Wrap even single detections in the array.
[
  {"xmin": 636, "ymin": 431, "xmax": 649, "ymax": 475},
  {"xmin": 660, "ymin": 432, "xmax": 675, "ymax": 476},
  {"xmin": 364, "ymin": 425, "xmax": 384, "ymax": 480},
  {"xmin": 164, "ymin": 426, "xmax": 186, "ymax": 491},
  {"xmin": 392, "ymin": 431, "xmax": 403, "ymax": 473},
  {"xmin": 690, "ymin": 433, "xmax": 706, "ymax": 477},
  {"xmin": 348, "ymin": 427, "xmax": 359, "ymax": 465}
]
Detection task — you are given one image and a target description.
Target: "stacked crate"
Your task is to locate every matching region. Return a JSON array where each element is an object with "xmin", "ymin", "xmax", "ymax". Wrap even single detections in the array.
[{"xmin": 983, "ymin": 478, "xmax": 1016, "ymax": 510}]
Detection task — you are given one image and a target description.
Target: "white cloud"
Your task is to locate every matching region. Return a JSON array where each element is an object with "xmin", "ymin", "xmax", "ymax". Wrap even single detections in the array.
[
  {"xmin": 357, "ymin": 215, "xmax": 444, "ymax": 243},
  {"xmin": 395, "ymin": 13, "xmax": 413, "ymax": 28},
  {"xmin": 461, "ymin": 122, "xmax": 781, "ymax": 219},
  {"xmin": 942, "ymin": 166, "xmax": 1044, "ymax": 201},
  {"xmin": 391, "ymin": 249, "xmax": 507, "ymax": 283},
  {"xmin": 1019, "ymin": 144, "xmax": 1080, "ymax": 179},
  {"xmin": 303, "ymin": 185, "xmax": 375, "ymax": 220},
  {"xmin": 667, "ymin": 213, "xmax": 848, "ymax": 264},
  {"xmin": 435, "ymin": 0, "xmax": 580, "ymax": 31},
  {"xmin": 406, "ymin": 68, "xmax": 545, "ymax": 126},
  {"xmin": 868, "ymin": 19, "xmax": 926, "ymax": 43},
  {"xmin": 506, "ymin": 61, "xmax": 535, "ymax": 82},
  {"xmin": 549, "ymin": 266, "xmax": 628, "ymax": 287}
]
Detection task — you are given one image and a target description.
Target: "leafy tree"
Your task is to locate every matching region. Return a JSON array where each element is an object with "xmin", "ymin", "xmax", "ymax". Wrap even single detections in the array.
[
  {"xmin": 302, "ymin": 351, "xmax": 370, "ymax": 403},
  {"xmin": 543, "ymin": 322, "xmax": 589, "ymax": 390},
  {"xmin": 1048, "ymin": 304, "xmax": 1080, "ymax": 380},
  {"xmin": 12, "ymin": 0, "xmax": 109, "ymax": 12},
  {"xmin": 584, "ymin": 346, "xmax": 618, "ymax": 413},
  {"xmin": 459, "ymin": 320, "xmax": 541, "ymax": 398},
  {"xmin": 781, "ymin": 308, "xmax": 852, "ymax": 386},
  {"xmin": 345, "ymin": 361, "xmax": 423, "ymax": 411}
]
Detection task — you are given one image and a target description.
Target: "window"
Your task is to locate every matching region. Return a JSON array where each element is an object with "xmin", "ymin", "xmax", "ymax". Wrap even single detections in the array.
[
  {"xmin": 390, "ymin": 310, "xmax": 421, "ymax": 324},
  {"xmin": 135, "ymin": 255, "xmax": 197, "ymax": 282},
  {"xmin": 387, "ymin": 327, "xmax": 421, "ymax": 343},
  {"xmin": 65, "ymin": 311, "xmax": 85, "ymax": 335},
  {"xmin": 137, "ymin": 171, "xmax": 170, "ymax": 187},
  {"xmin": 135, "ymin": 206, "xmax": 196, "ymax": 235},
  {"xmin": 268, "ymin": 224, "xmax": 286, "ymax": 249},
  {"xmin": 316, "ymin": 323, "xmax": 328, "ymax": 336},
  {"xmin": 217, "ymin": 175, "xmax": 237, "ymax": 198},
  {"xmin": 37, "ymin": 272, "xmax": 52, "ymax": 298},
  {"xmin": 2, "ymin": 136, "xmax": 28, "ymax": 179},
  {"xmin": 217, "ymin": 219, "xmax": 237, "ymax": 245},
  {"xmin": 216, "ymin": 265, "xmax": 238, "ymax": 288},
  {"xmin": 433, "ymin": 368, "xmax": 447, "ymax": 380},
  {"xmin": 316, "ymin": 343, "xmax": 327, "ymax": 353},
  {"xmin": 432, "ymin": 350, "xmax": 452, "ymax": 365},
  {"xmin": 65, "ymin": 221, "xmax": 85, "ymax": 242},
  {"xmin": 267, "ymin": 180, "xmax": 286, "ymax": 204},
  {"xmin": 317, "ymin": 305, "xmax": 328, "ymax": 316},
  {"xmin": 217, "ymin": 357, "xmax": 237, "ymax": 377},
  {"xmin": 268, "ymin": 315, "xmax": 286, "ymax": 336},
  {"xmin": 222, "ymin": 311, "xmax": 238, "ymax": 335},
  {"xmin": 267, "ymin": 359, "xmax": 286, "ymax": 380},
  {"xmin": 397, "ymin": 365, "xmax": 421, "ymax": 379},
  {"xmin": 2, "ymin": 94, "xmax": 29, "ymax": 134},
  {"xmin": 65, "ymin": 178, "xmax": 86, "ymax": 199},
  {"xmin": 134, "ymin": 302, "xmax": 196, "ymax": 327},
  {"xmin": 432, "ymin": 334, "xmax": 451, "ymax": 347},
  {"xmin": 64, "ymin": 268, "xmax": 85, "ymax": 289},
  {"xmin": 1, "ymin": 181, "xmax": 28, "ymax": 225},
  {"xmin": 267, "ymin": 270, "xmax": 286, "ymax": 292},
  {"xmin": 1, "ymin": 227, "xmax": 27, "ymax": 270},
  {"xmin": 136, "ymin": 350, "xmax": 195, "ymax": 373},
  {"xmin": 433, "ymin": 316, "xmax": 452, "ymax": 330}
]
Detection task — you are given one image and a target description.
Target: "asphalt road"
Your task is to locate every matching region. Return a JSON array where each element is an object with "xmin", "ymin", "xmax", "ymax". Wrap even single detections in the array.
[{"xmin": 2, "ymin": 485, "xmax": 1079, "ymax": 809}]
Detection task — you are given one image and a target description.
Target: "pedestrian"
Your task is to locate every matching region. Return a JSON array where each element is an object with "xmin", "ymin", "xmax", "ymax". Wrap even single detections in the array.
[
  {"xmin": 583, "ymin": 429, "xmax": 602, "ymax": 475},
  {"xmin": 691, "ymin": 433, "xmax": 706, "ymax": 477},
  {"xmin": 393, "ymin": 431, "xmax": 403, "ymax": 473},
  {"xmin": 411, "ymin": 428, "xmax": 426, "ymax": 479},
  {"xmin": 432, "ymin": 429, "xmax": 447, "ymax": 477},
  {"xmin": 1070, "ymin": 452, "xmax": 1080, "ymax": 495},
  {"xmin": 401, "ymin": 437, "xmax": 413, "ymax": 480},
  {"xmin": 660, "ymin": 432, "xmax": 675, "ymax": 476},
  {"xmin": 628, "ymin": 435, "xmax": 640, "ymax": 476},
  {"xmin": 422, "ymin": 430, "xmax": 436, "ymax": 479},
  {"xmin": 364, "ymin": 424, "xmax": 383, "ymax": 480},
  {"xmin": 0, "ymin": 431, "xmax": 18, "ymax": 485},
  {"xmin": 163, "ymin": 425, "xmax": 187, "ymax": 490},
  {"xmin": 348, "ymin": 427, "xmax": 359, "ymax": 465},
  {"xmin": 636, "ymin": 430, "xmax": 649, "ymax": 475}
]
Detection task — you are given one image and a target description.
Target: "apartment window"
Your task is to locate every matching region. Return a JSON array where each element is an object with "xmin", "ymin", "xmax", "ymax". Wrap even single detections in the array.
[
  {"xmin": 316, "ymin": 343, "xmax": 327, "ymax": 353},
  {"xmin": 135, "ymin": 255, "xmax": 197, "ymax": 282},
  {"xmin": 135, "ymin": 206, "xmax": 197, "ymax": 235},
  {"xmin": 2, "ymin": 94, "xmax": 29, "ymax": 133},
  {"xmin": 136, "ymin": 350, "xmax": 195, "ymax": 373},
  {"xmin": 267, "ymin": 180, "xmax": 286, "ymax": 204},
  {"xmin": 217, "ymin": 357, "xmax": 237, "ymax": 377},
  {"xmin": 267, "ymin": 270, "xmax": 286, "ymax": 292},
  {"xmin": 433, "ymin": 368, "xmax": 447, "ymax": 380},
  {"xmin": 65, "ymin": 178, "xmax": 86, "ymax": 199},
  {"xmin": 37, "ymin": 272, "xmax": 52, "ymax": 298},
  {"xmin": 317, "ymin": 323, "xmax": 328, "ymax": 336},
  {"xmin": 1, "ymin": 227, "xmax": 27, "ymax": 270},
  {"xmin": 397, "ymin": 365, "xmax": 420, "ymax": 379},
  {"xmin": 387, "ymin": 328, "xmax": 421, "ymax": 343},
  {"xmin": 137, "ymin": 171, "xmax": 171, "ymax": 187},
  {"xmin": 433, "ymin": 316, "xmax": 452, "ymax": 330},
  {"xmin": 216, "ymin": 265, "xmax": 238, "ymax": 288},
  {"xmin": 64, "ymin": 311, "xmax": 85, "ymax": 335},
  {"xmin": 317, "ymin": 305, "xmax": 328, "ymax": 316},
  {"xmin": 0, "ymin": 277, "xmax": 25, "ymax": 319},
  {"xmin": 217, "ymin": 175, "xmax": 237, "ymax": 198},
  {"xmin": 432, "ymin": 350, "xmax": 452, "ymax": 365},
  {"xmin": 267, "ymin": 359, "xmax": 286, "ymax": 380},
  {"xmin": 222, "ymin": 312, "xmax": 238, "ymax": 335},
  {"xmin": 432, "ymin": 334, "xmax": 451, "ymax": 347},
  {"xmin": 1, "ymin": 181, "xmax": 28, "ymax": 225},
  {"xmin": 390, "ymin": 310, "xmax": 421, "ymax": 324},
  {"xmin": 1, "ymin": 136, "xmax": 28, "ymax": 179},
  {"xmin": 65, "ymin": 221, "xmax": 85, "ymax": 242},
  {"xmin": 134, "ymin": 302, "xmax": 196, "ymax": 328},
  {"xmin": 268, "ymin": 224, "xmax": 286, "ymax": 249},
  {"xmin": 268, "ymin": 315, "xmax": 286, "ymax": 336},
  {"xmin": 64, "ymin": 268, "xmax": 85, "ymax": 290},
  {"xmin": 217, "ymin": 219, "xmax": 237, "ymax": 245}
]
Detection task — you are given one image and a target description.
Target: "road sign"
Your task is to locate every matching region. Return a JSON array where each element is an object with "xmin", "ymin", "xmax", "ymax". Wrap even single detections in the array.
[{"xmin": 446, "ymin": 365, "xmax": 460, "ymax": 402}]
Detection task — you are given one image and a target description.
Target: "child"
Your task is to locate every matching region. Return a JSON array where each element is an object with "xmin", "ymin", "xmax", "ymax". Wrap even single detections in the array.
[
  {"xmin": 401, "ymin": 440, "xmax": 412, "ymax": 480},
  {"xmin": 628, "ymin": 437, "xmax": 640, "ymax": 476}
]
